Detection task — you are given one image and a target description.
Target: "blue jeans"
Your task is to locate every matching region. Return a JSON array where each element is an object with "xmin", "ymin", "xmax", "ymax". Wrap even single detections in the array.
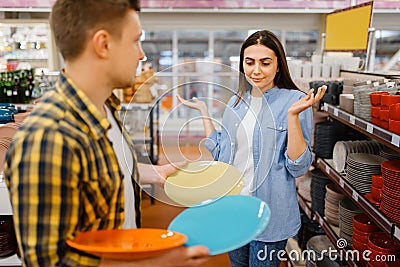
[{"xmin": 228, "ymin": 239, "xmax": 288, "ymax": 267}]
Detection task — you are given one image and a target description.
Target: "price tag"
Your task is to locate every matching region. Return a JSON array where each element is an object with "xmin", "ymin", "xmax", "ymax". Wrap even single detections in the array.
[
  {"xmin": 334, "ymin": 108, "xmax": 339, "ymax": 116},
  {"xmin": 349, "ymin": 115, "xmax": 356, "ymax": 124},
  {"xmin": 391, "ymin": 134, "xmax": 400, "ymax": 147},
  {"xmin": 323, "ymin": 102, "xmax": 328, "ymax": 111},
  {"xmin": 394, "ymin": 226, "xmax": 400, "ymax": 240},
  {"xmin": 325, "ymin": 165, "xmax": 330, "ymax": 175},
  {"xmin": 339, "ymin": 178, "xmax": 345, "ymax": 188},
  {"xmin": 367, "ymin": 123, "xmax": 373, "ymax": 133},
  {"xmin": 352, "ymin": 190, "xmax": 359, "ymax": 201},
  {"xmin": 373, "ymin": 81, "xmax": 379, "ymax": 87},
  {"xmin": 366, "ymin": 80, "xmax": 371, "ymax": 84},
  {"xmin": 319, "ymin": 216, "xmax": 324, "ymax": 227}
]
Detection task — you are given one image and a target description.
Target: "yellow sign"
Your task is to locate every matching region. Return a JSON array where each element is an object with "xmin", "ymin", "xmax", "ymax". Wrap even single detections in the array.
[{"xmin": 325, "ymin": 1, "xmax": 373, "ymax": 51}]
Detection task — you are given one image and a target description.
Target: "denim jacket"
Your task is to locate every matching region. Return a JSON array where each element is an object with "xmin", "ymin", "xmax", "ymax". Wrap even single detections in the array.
[{"xmin": 205, "ymin": 86, "xmax": 313, "ymax": 242}]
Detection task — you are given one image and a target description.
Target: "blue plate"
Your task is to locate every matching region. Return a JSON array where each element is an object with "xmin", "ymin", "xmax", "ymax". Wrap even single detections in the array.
[{"xmin": 168, "ymin": 195, "xmax": 270, "ymax": 255}]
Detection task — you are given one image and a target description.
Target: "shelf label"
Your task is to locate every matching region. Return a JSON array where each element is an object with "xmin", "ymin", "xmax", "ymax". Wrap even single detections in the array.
[
  {"xmin": 333, "ymin": 108, "xmax": 339, "ymax": 116},
  {"xmin": 373, "ymin": 81, "xmax": 379, "ymax": 87},
  {"xmin": 367, "ymin": 123, "xmax": 373, "ymax": 134},
  {"xmin": 339, "ymin": 178, "xmax": 345, "ymax": 188},
  {"xmin": 352, "ymin": 190, "xmax": 359, "ymax": 201},
  {"xmin": 349, "ymin": 115, "xmax": 356, "ymax": 124},
  {"xmin": 391, "ymin": 134, "xmax": 400, "ymax": 147},
  {"xmin": 394, "ymin": 226, "xmax": 400, "ymax": 240},
  {"xmin": 323, "ymin": 102, "xmax": 328, "ymax": 111},
  {"xmin": 325, "ymin": 165, "xmax": 330, "ymax": 174},
  {"xmin": 319, "ymin": 216, "xmax": 324, "ymax": 227}
]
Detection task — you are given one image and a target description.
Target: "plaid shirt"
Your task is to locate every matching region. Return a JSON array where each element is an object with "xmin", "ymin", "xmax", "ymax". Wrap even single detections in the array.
[{"xmin": 4, "ymin": 71, "xmax": 141, "ymax": 266}]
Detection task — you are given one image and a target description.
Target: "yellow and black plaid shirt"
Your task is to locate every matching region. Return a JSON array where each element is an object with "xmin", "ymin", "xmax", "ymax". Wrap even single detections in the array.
[{"xmin": 4, "ymin": 71, "xmax": 141, "ymax": 266}]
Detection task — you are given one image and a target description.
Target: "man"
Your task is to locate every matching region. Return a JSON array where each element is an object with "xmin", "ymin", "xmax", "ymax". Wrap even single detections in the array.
[{"xmin": 4, "ymin": 0, "xmax": 209, "ymax": 266}]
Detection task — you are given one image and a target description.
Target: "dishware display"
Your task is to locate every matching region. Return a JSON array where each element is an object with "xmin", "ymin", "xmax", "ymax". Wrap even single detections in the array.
[
  {"xmin": 339, "ymin": 198, "xmax": 362, "ymax": 248},
  {"xmin": 310, "ymin": 169, "xmax": 333, "ymax": 217},
  {"xmin": 325, "ymin": 184, "xmax": 345, "ymax": 226},
  {"xmin": 380, "ymin": 160, "xmax": 400, "ymax": 223},
  {"xmin": 168, "ymin": 195, "xmax": 270, "ymax": 255},
  {"xmin": 164, "ymin": 161, "xmax": 244, "ymax": 206},
  {"xmin": 66, "ymin": 228, "xmax": 187, "ymax": 260},
  {"xmin": 0, "ymin": 215, "xmax": 18, "ymax": 258},
  {"xmin": 332, "ymin": 140, "xmax": 383, "ymax": 174},
  {"xmin": 345, "ymin": 153, "xmax": 386, "ymax": 194}
]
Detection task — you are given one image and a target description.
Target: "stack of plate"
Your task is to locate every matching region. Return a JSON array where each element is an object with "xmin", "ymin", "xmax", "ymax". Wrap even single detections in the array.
[
  {"xmin": 311, "ymin": 169, "xmax": 333, "ymax": 217},
  {"xmin": 353, "ymin": 83, "xmax": 373, "ymax": 122},
  {"xmin": 306, "ymin": 235, "xmax": 340, "ymax": 267},
  {"xmin": 380, "ymin": 160, "xmax": 400, "ymax": 223},
  {"xmin": 0, "ymin": 216, "xmax": 18, "ymax": 258},
  {"xmin": 325, "ymin": 184, "xmax": 345, "ymax": 226},
  {"xmin": 339, "ymin": 198, "xmax": 362, "ymax": 248},
  {"xmin": 380, "ymin": 147, "xmax": 400, "ymax": 160},
  {"xmin": 298, "ymin": 175, "xmax": 312, "ymax": 202},
  {"xmin": 313, "ymin": 120, "xmax": 348, "ymax": 159},
  {"xmin": 345, "ymin": 153, "xmax": 387, "ymax": 194},
  {"xmin": 332, "ymin": 140, "xmax": 383, "ymax": 174}
]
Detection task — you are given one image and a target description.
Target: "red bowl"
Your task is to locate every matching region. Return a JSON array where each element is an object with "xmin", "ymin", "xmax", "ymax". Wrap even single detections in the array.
[
  {"xmin": 370, "ymin": 92, "xmax": 390, "ymax": 106},
  {"xmin": 380, "ymin": 109, "xmax": 390, "ymax": 122},
  {"xmin": 389, "ymin": 103, "xmax": 400, "ymax": 121},
  {"xmin": 381, "ymin": 95, "xmax": 400, "ymax": 108},
  {"xmin": 372, "ymin": 106, "xmax": 381, "ymax": 118},
  {"xmin": 372, "ymin": 175, "xmax": 383, "ymax": 189},
  {"xmin": 368, "ymin": 232, "xmax": 400, "ymax": 254},
  {"xmin": 381, "ymin": 120, "xmax": 389, "ymax": 130},
  {"xmin": 353, "ymin": 238, "xmax": 368, "ymax": 251},
  {"xmin": 372, "ymin": 185, "xmax": 383, "ymax": 202},
  {"xmin": 365, "ymin": 193, "xmax": 381, "ymax": 207},
  {"xmin": 353, "ymin": 230, "xmax": 369, "ymax": 244},
  {"xmin": 353, "ymin": 213, "xmax": 380, "ymax": 233},
  {"xmin": 389, "ymin": 119, "xmax": 400, "ymax": 135}
]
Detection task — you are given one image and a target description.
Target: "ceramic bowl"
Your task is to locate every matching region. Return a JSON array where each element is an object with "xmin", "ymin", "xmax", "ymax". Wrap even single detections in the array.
[
  {"xmin": 381, "ymin": 95, "xmax": 400, "ymax": 108},
  {"xmin": 370, "ymin": 92, "xmax": 389, "ymax": 106},
  {"xmin": 353, "ymin": 213, "xmax": 379, "ymax": 233},
  {"xmin": 389, "ymin": 119, "xmax": 400, "ymax": 135},
  {"xmin": 389, "ymin": 103, "xmax": 400, "ymax": 121}
]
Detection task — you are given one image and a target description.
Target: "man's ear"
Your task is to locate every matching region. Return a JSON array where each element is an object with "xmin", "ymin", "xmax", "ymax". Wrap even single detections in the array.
[{"xmin": 91, "ymin": 30, "xmax": 111, "ymax": 59}]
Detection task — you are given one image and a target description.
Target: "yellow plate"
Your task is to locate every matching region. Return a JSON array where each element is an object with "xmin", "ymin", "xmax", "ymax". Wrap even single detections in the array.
[{"xmin": 165, "ymin": 161, "xmax": 244, "ymax": 206}]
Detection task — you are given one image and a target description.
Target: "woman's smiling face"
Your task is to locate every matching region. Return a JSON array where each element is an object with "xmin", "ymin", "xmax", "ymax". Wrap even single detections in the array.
[{"xmin": 243, "ymin": 44, "xmax": 279, "ymax": 93}]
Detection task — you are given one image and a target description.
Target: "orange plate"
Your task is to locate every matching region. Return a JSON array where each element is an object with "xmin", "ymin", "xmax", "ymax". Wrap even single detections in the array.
[{"xmin": 66, "ymin": 228, "xmax": 187, "ymax": 260}]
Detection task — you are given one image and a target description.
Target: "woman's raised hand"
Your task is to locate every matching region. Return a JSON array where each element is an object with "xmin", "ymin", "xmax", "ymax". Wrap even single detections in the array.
[
  {"xmin": 176, "ymin": 94, "xmax": 208, "ymax": 113},
  {"xmin": 288, "ymin": 85, "xmax": 327, "ymax": 116}
]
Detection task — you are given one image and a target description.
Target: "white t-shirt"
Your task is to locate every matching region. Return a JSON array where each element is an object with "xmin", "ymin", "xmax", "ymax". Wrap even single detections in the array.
[
  {"xmin": 105, "ymin": 106, "xmax": 136, "ymax": 229},
  {"xmin": 233, "ymin": 95, "xmax": 263, "ymax": 195}
]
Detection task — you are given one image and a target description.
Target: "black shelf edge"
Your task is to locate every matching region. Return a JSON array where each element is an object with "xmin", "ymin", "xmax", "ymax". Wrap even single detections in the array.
[
  {"xmin": 317, "ymin": 158, "xmax": 400, "ymax": 242},
  {"xmin": 323, "ymin": 103, "xmax": 400, "ymax": 151},
  {"xmin": 297, "ymin": 194, "xmax": 358, "ymax": 267}
]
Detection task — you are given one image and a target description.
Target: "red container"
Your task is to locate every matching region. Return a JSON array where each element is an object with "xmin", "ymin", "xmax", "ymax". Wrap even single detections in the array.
[
  {"xmin": 372, "ymin": 175, "xmax": 383, "ymax": 189},
  {"xmin": 353, "ymin": 213, "xmax": 380, "ymax": 233},
  {"xmin": 368, "ymin": 232, "xmax": 400, "ymax": 255},
  {"xmin": 381, "ymin": 95, "xmax": 400, "ymax": 108},
  {"xmin": 379, "ymin": 109, "xmax": 390, "ymax": 122},
  {"xmin": 389, "ymin": 103, "xmax": 400, "ymax": 121},
  {"xmin": 389, "ymin": 119, "xmax": 400, "ymax": 135},
  {"xmin": 381, "ymin": 120, "xmax": 389, "ymax": 130},
  {"xmin": 372, "ymin": 185, "xmax": 382, "ymax": 202},
  {"xmin": 370, "ymin": 92, "xmax": 390, "ymax": 106},
  {"xmin": 353, "ymin": 229, "xmax": 370, "ymax": 244},
  {"xmin": 372, "ymin": 106, "xmax": 381, "ymax": 118}
]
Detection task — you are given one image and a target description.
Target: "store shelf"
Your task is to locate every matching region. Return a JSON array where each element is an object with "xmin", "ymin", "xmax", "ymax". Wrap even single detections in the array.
[
  {"xmin": 120, "ymin": 102, "xmax": 157, "ymax": 111},
  {"xmin": 323, "ymin": 103, "xmax": 400, "ymax": 151},
  {"xmin": 317, "ymin": 158, "xmax": 400, "ymax": 242},
  {"xmin": 0, "ymin": 254, "xmax": 21, "ymax": 266},
  {"xmin": 297, "ymin": 194, "xmax": 357, "ymax": 267}
]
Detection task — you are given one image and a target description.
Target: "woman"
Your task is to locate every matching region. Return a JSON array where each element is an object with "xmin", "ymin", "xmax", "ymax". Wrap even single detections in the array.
[{"xmin": 177, "ymin": 30, "xmax": 326, "ymax": 267}]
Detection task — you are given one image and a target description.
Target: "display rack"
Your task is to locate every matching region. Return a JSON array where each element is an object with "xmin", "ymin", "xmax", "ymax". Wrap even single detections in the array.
[
  {"xmin": 317, "ymin": 103, "xmax": 400, "ymax": 242},
  {"xmin": 323, "ymin": 103, "xmax": 400, "ymax": 151},
  {"xmin": 120, "ymin": 101, "xmax": 159, "ymax": 165},
  {"xmin": 297, "ymin": 194, "xmax": 358, "ymax": 267}
]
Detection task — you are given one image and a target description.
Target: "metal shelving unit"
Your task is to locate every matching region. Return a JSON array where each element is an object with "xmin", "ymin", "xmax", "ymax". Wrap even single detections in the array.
[
  {"xmin": 297, "ymin": 194, "xmax": 358, "ymax": 267},
  {"xmin": 317, "ymin": 103, "xmax": 400, "ymax": 242}
]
